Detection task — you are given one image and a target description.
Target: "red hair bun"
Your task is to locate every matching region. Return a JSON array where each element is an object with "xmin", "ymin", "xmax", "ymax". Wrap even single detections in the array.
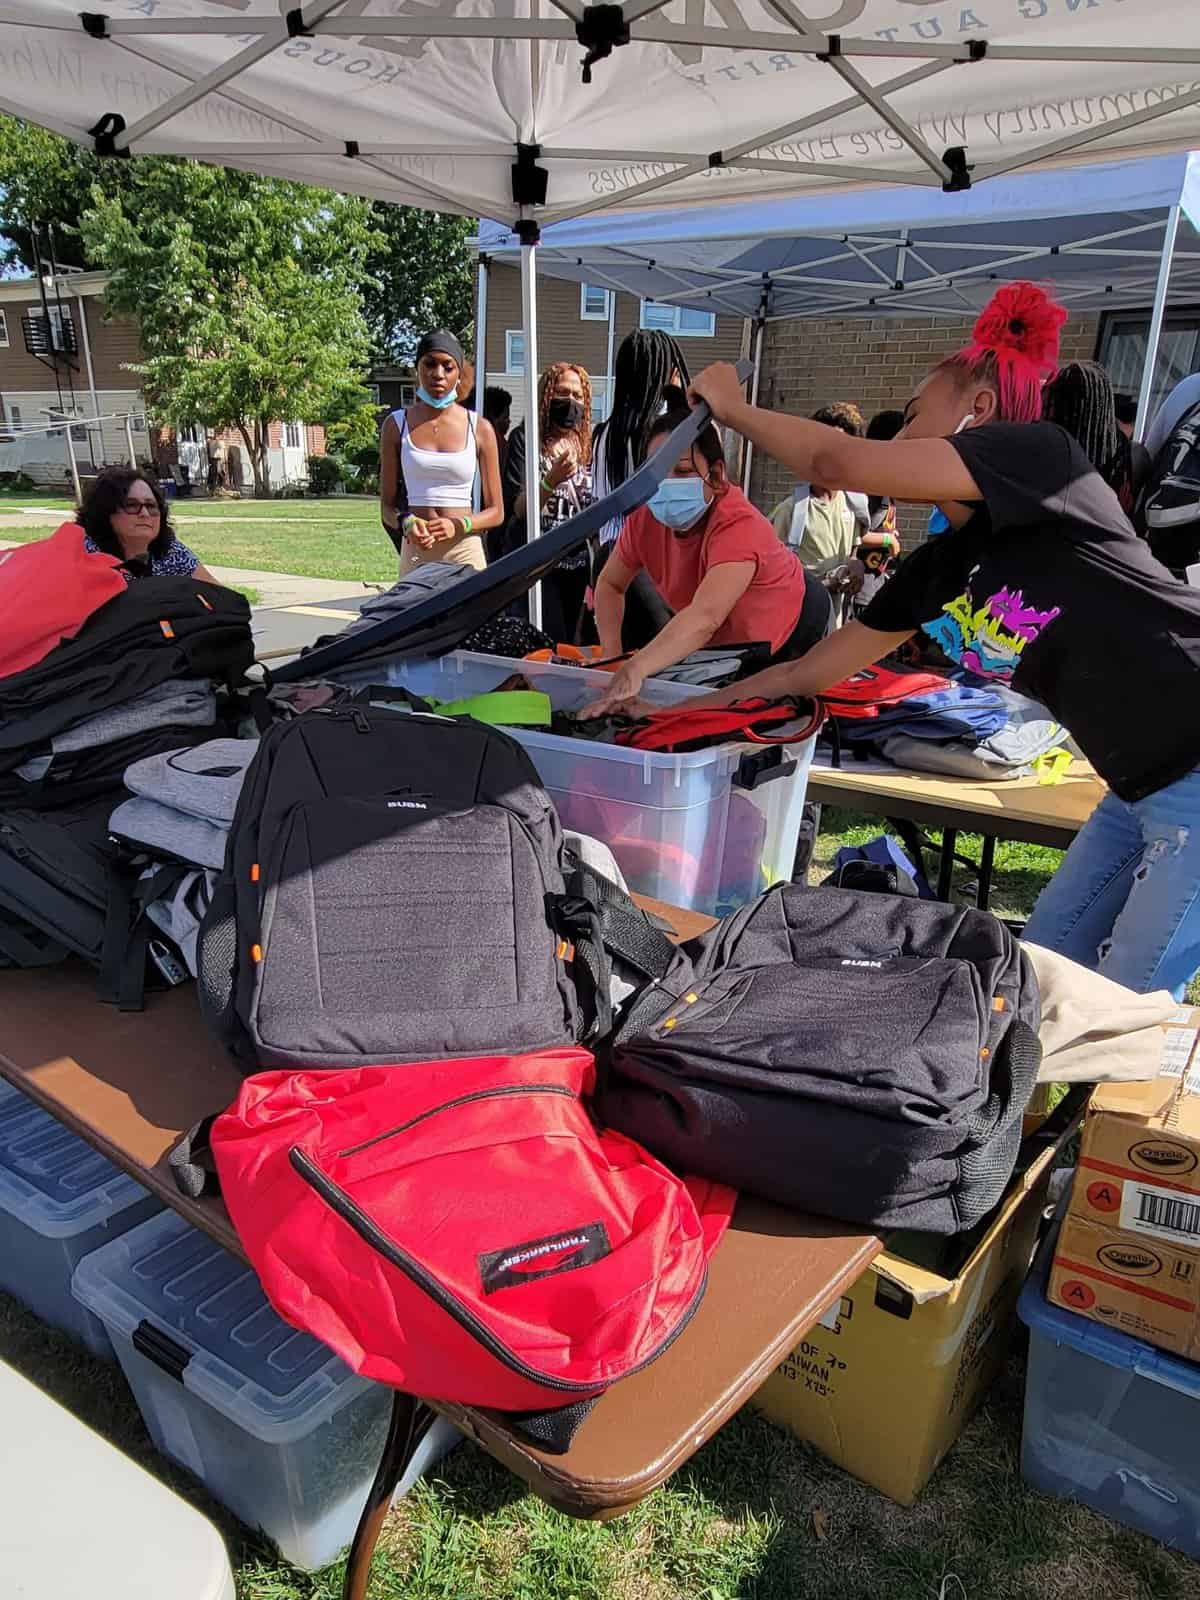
[{"xmin": 968, "ymin": 281, "xmax": 1066, "ymax": 379}]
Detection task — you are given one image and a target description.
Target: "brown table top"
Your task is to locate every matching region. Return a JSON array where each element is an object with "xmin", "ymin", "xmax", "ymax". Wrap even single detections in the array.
[
  {"xmin": 806, "ymin": 759, "xmax": 1104, "ymax": 842},
  {"xmin": 0, "ymin": 904, "xmax": 878, "ymax": 1517}
]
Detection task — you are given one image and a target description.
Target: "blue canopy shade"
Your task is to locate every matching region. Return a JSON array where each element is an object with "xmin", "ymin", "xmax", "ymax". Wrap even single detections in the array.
[{"xmin": 480, "ymin": 153, "xmax": 1200, "ymax": 322}]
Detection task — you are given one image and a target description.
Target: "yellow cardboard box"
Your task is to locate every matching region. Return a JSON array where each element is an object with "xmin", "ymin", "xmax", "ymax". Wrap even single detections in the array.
[
  {"xmin": 753, "ymin": 1105, "xmax": 1079, "ymax": 1506},
  {"xmin": 1049, "ymin": 1211, "xmax": 1200, "ymax": 1360}
]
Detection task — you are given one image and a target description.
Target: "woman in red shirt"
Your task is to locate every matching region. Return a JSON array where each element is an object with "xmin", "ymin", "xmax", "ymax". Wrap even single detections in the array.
[{"xmin": 587, "ymin": 410, "xmax": 823, "ymax": 713}]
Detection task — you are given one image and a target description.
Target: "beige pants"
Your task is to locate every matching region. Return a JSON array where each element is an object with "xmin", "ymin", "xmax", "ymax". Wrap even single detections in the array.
[{"xmin": 397, "ymin": 531, "xmax": 486, "ymax": 577}]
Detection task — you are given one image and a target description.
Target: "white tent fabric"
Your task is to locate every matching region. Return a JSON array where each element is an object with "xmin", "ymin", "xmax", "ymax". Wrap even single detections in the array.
[
  {"xmin": 479, "ymin": 151, "xmax": 1200, "ymax": 320},
  {"xmin": 2, "ymin": 2, "xmax": 1200, "ymax": 227}
]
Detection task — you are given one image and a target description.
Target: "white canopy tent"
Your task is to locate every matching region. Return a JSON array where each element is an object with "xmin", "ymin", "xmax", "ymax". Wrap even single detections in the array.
[{"xmin": 5, "ymin": 0, "xmax": 1200, "ymax": 572}]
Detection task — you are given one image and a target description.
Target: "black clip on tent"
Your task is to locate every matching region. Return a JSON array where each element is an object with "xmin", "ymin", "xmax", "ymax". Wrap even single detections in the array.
[{"xmin": 271, "ymin": 365, "xmax": 753, "ymax": 682}]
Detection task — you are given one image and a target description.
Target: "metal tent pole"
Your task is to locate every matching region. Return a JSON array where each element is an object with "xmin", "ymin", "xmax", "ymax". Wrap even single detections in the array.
[
  {"xmin": 520, "ymin": 228, "xmax": 542, "ymax": 630},
  {"xmin": 604, "ymin": 289, "xmax": 617, "ymax": 418},
  {"xmin": 742, "ymin": 318, "xmax": 765, "ymax": 494},
  {"xmin": 1136, "ymin": 204, "xmax": 1181, "ymax": 443},
  {"xmin": 124, "ymin": 414, "xmax": 137, "ymax": 468},
  {"xmin": 63, "ymin": 421, "xmax": 81, "ymax": 503},
  {"xmin": 474, "ymin": 253, "xmax": 488, "ymax": 417}
]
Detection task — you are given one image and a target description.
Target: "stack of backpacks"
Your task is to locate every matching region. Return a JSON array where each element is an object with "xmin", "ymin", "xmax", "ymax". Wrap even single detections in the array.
[{"xmin": 0, "ymin": 569, "xmax": 255, "ymax": 998}]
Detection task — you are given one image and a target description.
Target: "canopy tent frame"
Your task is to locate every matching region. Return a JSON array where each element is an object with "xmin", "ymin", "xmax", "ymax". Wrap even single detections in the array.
[{"xmin": 9, "ymin": 3, "xmax": 1200, "ymax": 232}]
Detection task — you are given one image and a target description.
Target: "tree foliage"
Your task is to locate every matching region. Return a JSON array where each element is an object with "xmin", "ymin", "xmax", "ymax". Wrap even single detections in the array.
[
  {"xmin": 361, "ymin": 205, "xmax": 475, "ymax": 364},
  {"xmin": 0, "ymin": 119, "xmax": 378, "ymax": 495}
]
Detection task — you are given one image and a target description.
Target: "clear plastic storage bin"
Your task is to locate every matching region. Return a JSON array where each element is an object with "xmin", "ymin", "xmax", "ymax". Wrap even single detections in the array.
[
  {"xmin": 72, "ymin": 1210, "xmax": 460, "ymax": 1572},
  {"xmin": 338, "ymin": 650, "xmax": 815, "ymax": 916},
  {"xmin": 0, "ymin": 1078, "xmax": 160, "ymax": 1357},
  {"xmin": 1017, "ymin": 1225, "xmax": 1200, "ymax": 1557}
]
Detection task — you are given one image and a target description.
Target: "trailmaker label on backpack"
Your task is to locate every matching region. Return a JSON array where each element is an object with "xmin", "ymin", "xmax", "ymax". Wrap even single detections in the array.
[
  {"xmin": 1120, "ymin": 1179, "xmax": 1200, "ymax": 1248},
  {"xmin": 479, "ymin": 1222, "xmax": 611, "ymax": 1295}
]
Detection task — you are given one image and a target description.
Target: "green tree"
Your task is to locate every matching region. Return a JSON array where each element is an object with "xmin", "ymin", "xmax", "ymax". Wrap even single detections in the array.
[
  {"xmin": 82, "ymin": 162, "xmax": 377, "ymax": 496},
  {"xmin": 361, "ymin": 205, "xmax": 474, "ymax": 363}
]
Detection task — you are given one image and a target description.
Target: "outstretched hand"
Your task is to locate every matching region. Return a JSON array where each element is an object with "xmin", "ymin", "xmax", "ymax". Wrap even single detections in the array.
[{"xmin": 580, "ymin": 660, "xmax": 649, "ymax": 719}]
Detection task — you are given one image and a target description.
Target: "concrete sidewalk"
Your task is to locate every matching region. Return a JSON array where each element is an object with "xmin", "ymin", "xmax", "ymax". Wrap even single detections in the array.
[{"xmin": 205, "ymin": 563, "xmax": 382, "ymax": 610}]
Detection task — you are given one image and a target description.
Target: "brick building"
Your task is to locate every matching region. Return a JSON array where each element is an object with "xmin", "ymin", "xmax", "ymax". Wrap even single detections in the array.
[
  {"xmin": 481, "ymin": 263, "xmax": 745, "ymax": 424},
  {"xmin": 749, "ymin": 310, "xmax": 1102, "ymax": 537},
  {"xmin": 0, "ymin": 272, "xmax": 325, "ymax": 493}
]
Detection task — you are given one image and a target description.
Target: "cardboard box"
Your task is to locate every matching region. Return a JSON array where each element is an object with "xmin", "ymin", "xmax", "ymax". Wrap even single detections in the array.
[
  {"xmin": 753, "ymin": 1103, "xmax": 1081, "ymax": 1506},
  {"xmin": 1048, "ymin": 1212, "xmax": 1200, "ymax": 1360},
  {"xmin": 1069, "ymin": 1011, "xmax": 1200, "ymax": 1251}
]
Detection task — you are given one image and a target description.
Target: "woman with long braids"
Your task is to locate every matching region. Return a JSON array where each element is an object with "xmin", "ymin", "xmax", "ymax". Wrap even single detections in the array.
[
  {"xmin": 1041, "ymin": 360, "xmax": 1143, "ymax": 514},
  {"xmin": 502, "ymin": 361, "xmax": 596, "ymax": 642},
  {"xmin": 643, "ymin": 281, "xmax": 1200, "ymax": 999},
  {"xmin": 590, "ymin": 329, "xmax": 692, "ymax": 648}
]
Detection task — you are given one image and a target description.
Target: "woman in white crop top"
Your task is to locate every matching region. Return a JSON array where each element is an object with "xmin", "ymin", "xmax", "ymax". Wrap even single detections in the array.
[{"xmin": 379, "ymin": 329, "xmax": 503, "ymax": 573}]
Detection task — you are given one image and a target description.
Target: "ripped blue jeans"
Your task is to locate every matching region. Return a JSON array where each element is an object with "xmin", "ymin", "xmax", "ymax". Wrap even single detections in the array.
[{"xmin": 1024, "ymin": 766, "xmax": 1200, "ymax": 999}]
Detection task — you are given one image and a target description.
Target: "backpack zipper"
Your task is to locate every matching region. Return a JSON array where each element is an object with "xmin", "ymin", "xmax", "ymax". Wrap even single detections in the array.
[
  {"xmin": 289, "ymin": 1124, "xmax": 707, "ymax": 1392},
  {"xmin": 339, "ymin": 1082, "xmax": 574, "ymax": 1157}
]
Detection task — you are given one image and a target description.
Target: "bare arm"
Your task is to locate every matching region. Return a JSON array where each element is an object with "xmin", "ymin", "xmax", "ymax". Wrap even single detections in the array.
[
  {"xmin": 193, "ymin": 563, "xmax": 219, "ymax": 585},
  {"xmin": 466, "ymin": 416, "xmax": 504, "ymax": 534},
  {"xmin": 690, "ymin": 364, "xmax": 985, "ymax": 504},
  {"xmin": 683, "ymin": 620, "xmax": 916, "ymax": 709},
  {"xmin": 379, "ymin": 414, "xmax": 406, "ymax": 532},
  {"xmin": 585, "ymin": 561, "xmax": 756, "ymax": 716}
]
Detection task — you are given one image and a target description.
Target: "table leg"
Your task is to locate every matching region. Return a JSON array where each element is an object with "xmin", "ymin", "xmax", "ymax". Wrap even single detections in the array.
[
  {"xmin": 936, "ymin": 828, "xmax": 958, "ymax": 902},
  {"xmin": 342, "ymin": 1393, "xmax": 434, "ymax": 1600},
  {"xmin": 887, "ymin": 817, "xmax": 928, "ymax": 884},
  {"xmin": 976, "ymin": 835, "xmax": 997, "ymax": 910}
]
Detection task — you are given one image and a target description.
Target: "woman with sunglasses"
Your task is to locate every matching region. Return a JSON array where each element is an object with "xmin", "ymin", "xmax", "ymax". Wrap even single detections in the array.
[{"xmin": 79, "ymin": 467, "xmax": 215, "ymax": 584}]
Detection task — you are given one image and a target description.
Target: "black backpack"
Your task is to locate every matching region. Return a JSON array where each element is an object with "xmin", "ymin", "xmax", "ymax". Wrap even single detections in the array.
[
  {"xmin": 599, "ymin": 883, "xmax": 1041, "ymax": 1234},
  {"xmin": 1139, "ymin": 400, "xmax": 1200, "ymax": 577},
  {"xmin": 197, "ymin": 700, "xmax": 673, "ymax": 1072}
]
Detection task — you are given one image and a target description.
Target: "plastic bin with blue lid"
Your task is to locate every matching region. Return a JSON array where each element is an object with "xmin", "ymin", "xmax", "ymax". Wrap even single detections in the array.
[
  {"xmin": 1017, "ymin": 1222, "xmax": 1200, "ymax": 1557},
  {"xmin": 0, "ymin": 1078, "xmax": 160, "ymax": 1358},
  {"xmin": 72, "ymin": 1209, "xmax": 459, "ymax": 1572},
  {"xmin": 336, "ymin": 649, "xmax": 816, "ymax": 917}
]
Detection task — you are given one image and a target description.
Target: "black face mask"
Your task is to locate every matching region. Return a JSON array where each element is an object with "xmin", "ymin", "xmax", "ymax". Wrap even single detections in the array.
[{"xmin": 549, "ymin": 397, "xmax": 584, "ymax": 432}]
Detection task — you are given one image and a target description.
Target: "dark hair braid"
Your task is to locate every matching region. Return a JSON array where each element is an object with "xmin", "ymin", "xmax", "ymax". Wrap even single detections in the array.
[
  {"xmin": 600, "ymin": 329, "xmax": 691, "ymax": 492},
  {"xmin": 1042, "ymin": 360, "xmax": 1134, "ymax": 509}
]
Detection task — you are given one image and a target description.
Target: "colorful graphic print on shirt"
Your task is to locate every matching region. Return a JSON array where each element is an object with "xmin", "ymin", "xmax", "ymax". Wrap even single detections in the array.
[{"xmin": 922, "ymin": 570, "xmax": 1062, "ymax": 681}]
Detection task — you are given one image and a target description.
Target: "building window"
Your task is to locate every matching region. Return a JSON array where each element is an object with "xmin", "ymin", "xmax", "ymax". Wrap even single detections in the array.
[
  {"xmin": 367, "ymin": 383, "xmax": 381, "ymax": 405},
  {"xmin": 505, "ymin": 330, "xmax": 526, "ymax": 374},
  {"xmin": 47, "ymin": 305, "xmax": 73, "ymax": 349},
  {"xmin": 580, "ymin": 283, "xmax": 611, "ymax": 321},
  {"xmin": 640, "ymin": 300, "xmax": 716, "ymax": 338},
  {"xmin": 1098, "ymin": 309, "xmax": 1200, "ymax": 424},
  {"xmin": 284, "ymin": 421, "xmax": 303, "ymax": 449},
  {"xmin": 7, "ymin": 404, "xmax": 21, "ymax": 429},
  {"xmin": 0, "ymin": 310, "xmax": 8, "ymax": 348},
  {"xmin": 130, "ymin": 414, "xmax": 147, "ymax": 434},
  {"xmin": 180, "ymin": 423, "xmax": 203, "ymax": 445}
]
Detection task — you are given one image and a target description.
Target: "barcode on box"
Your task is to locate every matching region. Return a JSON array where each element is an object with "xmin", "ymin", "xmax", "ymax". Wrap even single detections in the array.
[
  {"xmin": 1121, "ymin": 1181, "xmax": 1200, "ymax": 1246},
  {"xmin": 1159, "ymin": 1028, "xmax": 1198, "ymax": 1080}
]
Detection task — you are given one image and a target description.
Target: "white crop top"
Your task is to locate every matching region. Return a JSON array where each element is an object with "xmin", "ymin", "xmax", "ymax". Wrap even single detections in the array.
[{"xmin": 395, "ymin": 409, "xmax": 477, "ymax": 508}]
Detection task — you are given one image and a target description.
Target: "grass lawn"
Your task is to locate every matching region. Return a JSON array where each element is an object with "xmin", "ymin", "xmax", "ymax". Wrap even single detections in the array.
[{"xmin": 0, "ymin": 496, "xmax": 396, "ymax": 584}]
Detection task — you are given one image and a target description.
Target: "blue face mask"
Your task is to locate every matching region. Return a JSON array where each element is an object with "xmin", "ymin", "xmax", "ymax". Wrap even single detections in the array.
[
  {"xmin": 417, "ymin": 385, "xmax": 456, "ymax": 410},
  {"xmin": 927, "ymin": 506, "xmax": 951, "ymax": 537},
  {"xmin": 647, "ymin": 476, "xmax": 710, "ymax": 531}
]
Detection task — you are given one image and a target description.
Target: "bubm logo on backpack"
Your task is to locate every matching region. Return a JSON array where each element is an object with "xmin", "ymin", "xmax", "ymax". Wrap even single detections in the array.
[
  {"xmin": 840, "ymin": 958, "xmax": 884, "ymax": 969},
  {"xmin": 386, "ymin": 799, "xmax": 428, "ymax": 810},
  {"xmin": 479, "ymin": 1222, "xmax": 611, "ymax": 1296}
]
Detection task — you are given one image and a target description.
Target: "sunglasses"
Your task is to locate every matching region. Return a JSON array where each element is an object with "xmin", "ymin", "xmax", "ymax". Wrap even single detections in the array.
[{"xmin": 120, "ymin": 498, "xmax": 160, "ymax": 516}]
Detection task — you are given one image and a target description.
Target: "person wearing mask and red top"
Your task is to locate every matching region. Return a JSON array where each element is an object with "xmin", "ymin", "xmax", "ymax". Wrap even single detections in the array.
[
  {"xmin": 585, "ymin": 409, "xmax": 825, "ymax": 714},
  {"xmin": 677, "ymin": 281, "xmax": 1200, "ymax": 999}
]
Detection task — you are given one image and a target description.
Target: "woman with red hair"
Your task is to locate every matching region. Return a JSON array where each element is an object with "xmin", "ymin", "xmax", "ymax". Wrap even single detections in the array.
[{"xmin": 662, "ymin": 281, "xmax": 1200, "ymax": 999}]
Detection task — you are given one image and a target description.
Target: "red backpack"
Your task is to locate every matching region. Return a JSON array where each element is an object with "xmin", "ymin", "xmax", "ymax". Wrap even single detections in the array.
[
  {"xmin": 0, "ymin": 522, "xmax": 125, "ymax": 679},
  {"xmin": 172, "ymin": 1048, "xmax": 734, "ymax": 1445},
  {"xmin": 821, "ymin": 664, "xmax": 946, "ymax": 720},
  {"xmin": 615, "ymin": 698, "xmax": 825, "ymax": 752}
]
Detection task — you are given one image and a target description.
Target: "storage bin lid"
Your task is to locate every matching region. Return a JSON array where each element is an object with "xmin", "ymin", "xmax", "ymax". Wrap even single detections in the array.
[
  {"xmin": 72, "ymin": 1210, "xmax": 375, "ymax": 1443},
  {"xmin": 0, "ymin": 1079, "xmax": 151, "ymax": 1238},
  {"xmin": 1019, "ymin": 1223, "xmax": 1200, "ymax": 1401}
]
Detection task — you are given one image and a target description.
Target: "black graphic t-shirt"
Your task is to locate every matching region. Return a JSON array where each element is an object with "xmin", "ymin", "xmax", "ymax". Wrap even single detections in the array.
[{"xmin": 861, "ymin": 422, "xmax": 1200, "ymax": 800}]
